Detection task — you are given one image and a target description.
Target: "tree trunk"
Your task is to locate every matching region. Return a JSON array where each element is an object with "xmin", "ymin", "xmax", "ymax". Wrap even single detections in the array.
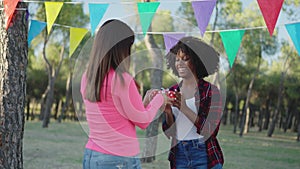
[
  {"xmin": 0, "ymin": 2, "xmax": 28, "ymax": 168},
  {"xmin": 268, "ymin": 72, "xmax": 285, "ymax": 137},
  {"xmin": 58, "ymin": 72, "xmax": 72, "ymax": 123},
  {"xmin": 141, "ymin": 11, "xmax": 163, "ymax": 162},
  {"xmin": 263, "ymin": 96, "xmax": 270, "ymax": 130},
  {"xmin": 141, "ymin": 38, "xmax": 163, "ymax": 162},
  {"xmin": 240, "ymin": 54, "xmax": 261, "ymax": 136},
  {"xmin": 42, "ymin": 44, "xmax": 65, "ymax": 128},
  {"xmin": 233, "ymin": 83, "xmax": 239, "ymax": 133},
  {"xmin": 53, "ymin": 99, "xmax": 60, "ymax": 120},
  {"xmin": 42, "ymin": 77, "xmax": 55, "ymax": 128},
  {"xmin": 39, "ymin": 88, "xmax": 48, "ymax": 120},
  {"xmin": 283, "ymin": 101, "xmax": 294, "ymax": 132},
  {"xmin": 222, "ymin": 106, "xmax": 228, "ymax": 125},
  {"xmin": 258, "ymin": 107, "xmax": 264, "ymax": 132},
  {"xmin": 297, "ymin": 112, "xmax": 300, "ymax": 142},
  {"xmin": 210, "ymin": 0, "xmax": 219, "ymax": 46}
]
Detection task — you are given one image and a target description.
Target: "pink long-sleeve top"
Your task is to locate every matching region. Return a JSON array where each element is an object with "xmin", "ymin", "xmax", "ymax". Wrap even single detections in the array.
[{"xmin": 80, "ymin": 68, "xmax": 164, "ymax": 156}]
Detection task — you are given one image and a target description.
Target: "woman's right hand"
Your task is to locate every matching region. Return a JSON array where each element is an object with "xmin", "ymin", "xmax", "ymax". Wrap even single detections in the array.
[{"xmin": 164, "ymin": 103, "xmax": 172, "ymax": 115}]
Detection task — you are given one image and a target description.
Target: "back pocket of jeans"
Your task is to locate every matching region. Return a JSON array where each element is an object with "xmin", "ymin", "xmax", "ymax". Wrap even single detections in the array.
[{"xmin": 96, "ymin": 160, "xmax": 128, "ymax": 169}]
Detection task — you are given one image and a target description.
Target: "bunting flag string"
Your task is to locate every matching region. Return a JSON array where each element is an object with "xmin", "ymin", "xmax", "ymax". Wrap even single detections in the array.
[{"xmin": 4, "ymin": 0, "xmax": 299, "ymax": 67}]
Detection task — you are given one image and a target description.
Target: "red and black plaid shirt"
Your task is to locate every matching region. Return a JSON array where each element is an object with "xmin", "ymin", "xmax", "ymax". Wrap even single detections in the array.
[{"xmin": 162, "ymin": 79, "xmax": 224, "ymax": 169}]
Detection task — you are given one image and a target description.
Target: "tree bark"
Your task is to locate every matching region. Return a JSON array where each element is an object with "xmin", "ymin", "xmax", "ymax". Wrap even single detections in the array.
[{"xmin": 0, "ymin": 2, "xmax": 28, "ymax": 168}]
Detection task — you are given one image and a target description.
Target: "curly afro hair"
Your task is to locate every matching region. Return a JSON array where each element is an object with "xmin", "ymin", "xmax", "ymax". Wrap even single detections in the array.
[{"xmin": 165, "ymin": 36, "xmax": 219, "ymax": 79}]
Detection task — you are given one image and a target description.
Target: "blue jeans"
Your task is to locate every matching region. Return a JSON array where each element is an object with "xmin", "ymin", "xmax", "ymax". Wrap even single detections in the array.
[
  {"xmin": 211, "ymin": 163, "xmax": 223, "ymax": 169},
  {"xmin": 83, "ymin": 148, "xmax": 142, "ymax": 169},
  {"xmin": 175, "ymin": 139, "xmax": 207, "ymax": 169}
]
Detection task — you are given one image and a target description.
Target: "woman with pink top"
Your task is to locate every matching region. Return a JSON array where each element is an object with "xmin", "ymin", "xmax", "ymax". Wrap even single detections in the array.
[{"xmin": 81, "ymin": 19, "xmax": 168, "ymax": 169}]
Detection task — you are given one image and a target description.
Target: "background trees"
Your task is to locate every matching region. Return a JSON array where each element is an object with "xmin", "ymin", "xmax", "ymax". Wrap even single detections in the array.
[
  {"xmin": 24, "ymin": 0, "xmax": 299, "ymax": 140},
  {"xmin": 28, "ymin": 0, "xmax": 89, "ymax": 127},
  {"xmin": 1, "ymin": 0, "xmax": 299, "ymax": 168},
  {"xmin": 23, "ymin": 0, "xmax": 300, "ymax": 158}
]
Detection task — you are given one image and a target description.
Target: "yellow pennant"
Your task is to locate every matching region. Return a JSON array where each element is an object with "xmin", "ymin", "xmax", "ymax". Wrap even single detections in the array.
[
  {"xmin": 45, "ymin": 2, "xmax": 63, "ymax": 34},
  {"xmin": 69, "ymin": 27, "xmax": 89, "ymax": 57}
]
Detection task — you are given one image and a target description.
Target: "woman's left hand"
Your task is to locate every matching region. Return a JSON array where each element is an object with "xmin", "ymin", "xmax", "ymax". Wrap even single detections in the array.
[
  {"xmin": 143, "ymin": 89, "xmax": 159, "ymax": 106},
  {"xmin": 171, "ymin": 91, "xmax": 183, "ymax": 109}
]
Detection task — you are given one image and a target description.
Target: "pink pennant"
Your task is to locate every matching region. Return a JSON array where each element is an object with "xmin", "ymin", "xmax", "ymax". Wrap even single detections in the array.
[
  {"xmin": 4, "ymin": 0, "xmax": 19, "ymax": 29},
  {"xmin": 257, "ymin": 0, "xmax": 284, "ymax": 36}
]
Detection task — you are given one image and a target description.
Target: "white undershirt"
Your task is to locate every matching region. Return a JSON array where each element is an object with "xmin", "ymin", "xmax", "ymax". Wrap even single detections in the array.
[{"xmin": 172, "ymin": 97, "xmax": 204, "ymax": 141}]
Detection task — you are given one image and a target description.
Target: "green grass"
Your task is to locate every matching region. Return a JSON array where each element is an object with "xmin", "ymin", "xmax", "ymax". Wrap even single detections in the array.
[{"xmin": 23, "ymin": 121, "xmax": 300, "ymax": 169}]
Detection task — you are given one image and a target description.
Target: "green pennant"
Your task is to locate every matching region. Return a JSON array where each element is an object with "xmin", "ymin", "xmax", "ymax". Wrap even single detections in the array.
[
  {"xmin": 137, "ymin": 2, "xmax": 160, "ymax": 36},
  {"xmin": 220, "ymin": 30, "xmax": 245, "ymax": 68}
]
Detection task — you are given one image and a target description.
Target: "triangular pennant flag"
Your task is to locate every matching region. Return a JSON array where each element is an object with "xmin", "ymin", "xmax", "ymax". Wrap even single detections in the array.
[
  {"xmin": 163, "ymin": 33, "xmax": 186, "ymax": 53},
  {"xmin": 285, "ymin": 22, "xmax": 300, "ymax": 56},
  {"xmin": 257, "ymin": 0, "xmax": 284, "ymax": 36},
  {"xmin": 28, "ymin": 20, "xmax": 47, "ymax": 46},
  {"xmin": 88, "ymin": 3, "xmax": 109, "ymax": 36},
  {"xmin": 137, "ymin": 2, "xmax": 160, "ymax": 36},
  {"xmin": 69, "ymin": 27, "xmax": 89, "ymax": 57},
  {"xmin": 220, "ymin": 30, "xmax": 245, "ymax": 68},
  {"xmin": 45, "ymin": 2, "xmax": 63, "ymax": 34},
  {"xmin": 4, "ymin": 0, "xmax": 19, "ymax": 29},
  {"xmin": 191, "ymin": 0, "xmax": 217, "ymax": 36}
]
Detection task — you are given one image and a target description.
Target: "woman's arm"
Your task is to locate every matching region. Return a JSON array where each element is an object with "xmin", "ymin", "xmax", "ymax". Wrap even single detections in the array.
[
  {"xmin": 162, "ymin": 104, "xmax": 176, "ymax": 139},
  {"xmin": 113, "ymin": 74, "xmax": 164, "ymax": 129},
  {"xmin": 172, "ymin": 86, "xmax": 222, "ymax": 139}
]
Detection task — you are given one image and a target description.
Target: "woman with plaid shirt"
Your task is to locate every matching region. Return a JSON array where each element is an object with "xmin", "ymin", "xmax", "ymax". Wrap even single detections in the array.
[{"xmin": 162, "ymin": 36, "xmax": 224, "ymax": 169}]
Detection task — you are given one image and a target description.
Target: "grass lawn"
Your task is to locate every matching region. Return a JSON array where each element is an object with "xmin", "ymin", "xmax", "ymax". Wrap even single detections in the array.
[{"xmin": 23, "ymin": 121, "xmax": 300, "ymax": 169}]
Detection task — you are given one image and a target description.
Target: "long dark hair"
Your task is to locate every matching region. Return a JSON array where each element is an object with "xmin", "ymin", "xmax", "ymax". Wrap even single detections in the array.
[
  {"xmin": 166, "ymin": 36, "xmax": 219, "ymax": 79},
  {"xmin": 85, "ymin": 19, "xmax": 135, "ymax": 102}
]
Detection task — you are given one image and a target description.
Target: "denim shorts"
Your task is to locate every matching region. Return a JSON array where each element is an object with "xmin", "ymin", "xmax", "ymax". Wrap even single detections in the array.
[
  {"xmin": 175, "ymin": 139, "xmax": 207, "ymax": 169},
  {"xmin": 83, "ymin": 148, "xmax": 142, "ymax": 169}
]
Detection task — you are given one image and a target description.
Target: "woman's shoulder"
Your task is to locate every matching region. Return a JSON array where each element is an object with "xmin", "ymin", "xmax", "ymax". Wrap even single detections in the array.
[
  {"xmin": 122, "ymin": 71, "xmax": 133, "ymax": 79},
  {"xmin": 201, "ymin": 79, "xmax": 218, "ymax": 90}
]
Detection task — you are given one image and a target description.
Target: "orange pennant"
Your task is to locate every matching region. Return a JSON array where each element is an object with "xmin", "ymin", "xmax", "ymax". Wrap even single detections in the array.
[{"xmin": 4, "ymin": 0, "xmax": 19, "ymax": 29}]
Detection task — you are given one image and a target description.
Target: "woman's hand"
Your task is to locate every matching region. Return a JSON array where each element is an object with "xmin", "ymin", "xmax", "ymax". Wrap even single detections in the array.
[
  {"xmin": 170, "ymin": 91, "xmax": 182, "ymax": 109},
  {"xmin": 143, "ymin": 89, "xmax": 159, "ymax": 106}
]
